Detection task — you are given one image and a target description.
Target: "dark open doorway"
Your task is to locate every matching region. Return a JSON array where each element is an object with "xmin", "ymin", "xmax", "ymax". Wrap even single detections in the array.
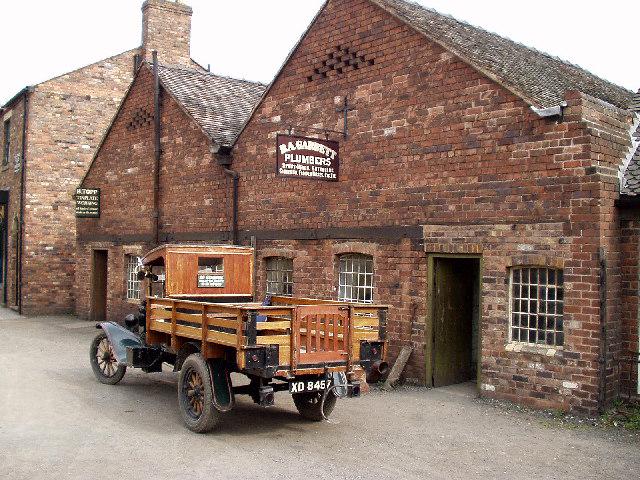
[
  {"xmin": 91, "ymin": 250, "xmax": 108, "ymax": 322},
  {"xmin": 429, "ymin": 256, "xmax": 481, "ymax": 388}
]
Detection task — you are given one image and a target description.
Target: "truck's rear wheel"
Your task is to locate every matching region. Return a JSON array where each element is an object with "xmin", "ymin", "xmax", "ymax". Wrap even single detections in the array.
[
  {"xmin": 90, "ymin": 332, "xmax": 126, "ymax": 385},
  {"xmin": 178, "ymin": 353, "xmax": 222, "ymax": 433},
  {"xmin": 293, "ymin": 391, "xmax": 337, "ymax": 421}
]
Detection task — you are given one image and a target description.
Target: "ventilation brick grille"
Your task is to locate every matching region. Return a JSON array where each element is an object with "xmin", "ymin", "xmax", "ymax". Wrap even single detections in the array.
[
  {"xmin": 127, "ymin": 108, "xmax": 154, "ymax": 131},
  {"xmin": 307, "ymin": 45, "xmax": 375, "ymax": 82}
]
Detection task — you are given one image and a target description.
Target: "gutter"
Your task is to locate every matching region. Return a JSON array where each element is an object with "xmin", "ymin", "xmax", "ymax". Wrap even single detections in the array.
[{"xmin": 530, "ymin": 102, "xmax": 567, "ymax": 119}]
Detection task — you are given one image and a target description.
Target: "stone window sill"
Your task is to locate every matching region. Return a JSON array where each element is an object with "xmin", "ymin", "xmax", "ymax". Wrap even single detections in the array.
[
  {"xmin": 505, "ymin": 342, "xmax": 563, "ymax": 357},
  {"xmin": 126, "ymin": 298, "xmax": 141, "ymax": 305}
]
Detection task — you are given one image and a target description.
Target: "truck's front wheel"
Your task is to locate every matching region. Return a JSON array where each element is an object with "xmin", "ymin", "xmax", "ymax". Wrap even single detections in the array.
[
  {"xmin": 178, "ymin": 353, "xmax": 222, "ymax": 433},
  {"xmin": 293, "ymin": 391, "xmax": 337, "ymax": 421},
  {"xmin": 90, "ymin": 332, "xmax": 127, "ymax": 385}
]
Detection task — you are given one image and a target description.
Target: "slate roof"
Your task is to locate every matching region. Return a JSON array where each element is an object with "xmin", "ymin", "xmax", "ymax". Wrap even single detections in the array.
[
  {"xmin": 371, "ymin": 0, "xmax": 634, "ymax": 110},
  {"xmin": 620, "ymin": 90, "xmax": 640, "ymax": 196},
  {"xmin": 621, "ymin": 126, "xmax": 640, "ymax": 196},
  {"xmin": 157, "ymin": 64, "xmax": 266, "ymax": 146}
]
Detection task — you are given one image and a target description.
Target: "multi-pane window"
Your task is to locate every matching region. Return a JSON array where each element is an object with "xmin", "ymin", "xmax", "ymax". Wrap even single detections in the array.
[
  {"xmin": 510, "ymin": 267, "xmax": 564, "ymax": 346},
  {"xmin": 338, "ymin": 254, "xmax": 374, "ymax": 303},
  {"xmin": 265, "ymin": 257, "xmax": 293, "ymax": 296},
  {"xmin": 3, "ymin": 119, "xmax": 10, "ymax": 166},
  {"xmin": 126, "ymin": 255, "xmax": 142, "ymax": 300}
]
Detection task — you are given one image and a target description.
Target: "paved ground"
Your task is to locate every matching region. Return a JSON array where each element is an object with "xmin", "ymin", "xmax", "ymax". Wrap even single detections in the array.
[{"xmin": 0, "ymin": 308, "xmax": 638, "ymax": 480}]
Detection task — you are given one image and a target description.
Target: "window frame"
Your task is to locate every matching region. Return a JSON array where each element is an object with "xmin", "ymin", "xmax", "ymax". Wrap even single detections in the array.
[
  {"xmin": 125, "ymin": 255, "xmax": 143, "ymax": 301},
  {"xmin": 338, "ymin": 253, "xmax": 374, "ymax": 304},
  {"xmin": 265, "ymin": 256, "xmax": 294, "ymax": 297},
  {"xmin": 508, "ymin": 266, "xmax": 564, "ymax": 347}
]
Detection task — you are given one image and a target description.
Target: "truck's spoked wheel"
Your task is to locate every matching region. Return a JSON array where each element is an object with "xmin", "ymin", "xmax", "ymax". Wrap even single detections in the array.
[
  {"xmin": 183, "ymin": 369, "xmax": 205, "ymax": 418},
  {"xmin": 178, "ymin": 353, "xmax": 223, "ymax": 433},
  {"xmin": 293, "ymin": 391, "xmax": 337, "ymax": 422},
  {"xmin": 90, "ymin": 332, "xmax": 127, "ymax": 385}
]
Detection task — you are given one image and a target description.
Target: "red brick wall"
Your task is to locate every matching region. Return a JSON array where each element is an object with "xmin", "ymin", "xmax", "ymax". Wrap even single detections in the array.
[
  {"xmin": 75, "ymin": 0, "xmax": 637, "ymax": 413},
  {"xmin": 20, "ymin": 49, "xmax": 139, "ymax": 315}
]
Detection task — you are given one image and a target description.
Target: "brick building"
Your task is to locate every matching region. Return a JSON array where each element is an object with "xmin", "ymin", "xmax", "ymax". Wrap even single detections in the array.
[
  {"xmin": 76, "ymin": 0, "xmax": 639, "ymax": 414},
  {"xmin": 0, "ymin": 0, "xmax": 198, "ymax": 314}
]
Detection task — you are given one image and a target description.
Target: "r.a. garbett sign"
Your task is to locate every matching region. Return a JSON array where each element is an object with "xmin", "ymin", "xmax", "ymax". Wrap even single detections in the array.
[{"xmin": 276, "ymin": 134, "xmax": 339, "ymax": 181}]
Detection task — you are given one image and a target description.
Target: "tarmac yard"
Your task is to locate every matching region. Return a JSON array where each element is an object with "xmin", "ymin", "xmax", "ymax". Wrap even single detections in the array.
[{"xmin": 0, "ymin": 309, "xmax": 638, "ymax": 480}]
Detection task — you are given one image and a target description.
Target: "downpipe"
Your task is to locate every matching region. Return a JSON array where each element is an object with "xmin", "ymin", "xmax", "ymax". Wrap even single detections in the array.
[{"xmin": 223, "ymin": 167, "xmax": 239, "ymax": 245}]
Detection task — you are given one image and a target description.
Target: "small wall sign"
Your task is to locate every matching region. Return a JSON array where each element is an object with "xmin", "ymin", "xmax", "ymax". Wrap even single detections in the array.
[
  {"xmin": 75, "ymin": 188, "xmax": 100, "ymax": 218},
  {"xmin": 277, "ymin": 134, "xmax": 339, "ymax": 181},
  {"xmin": 198, "ymin": 274, "xmax": 225, "ymax": 288}
]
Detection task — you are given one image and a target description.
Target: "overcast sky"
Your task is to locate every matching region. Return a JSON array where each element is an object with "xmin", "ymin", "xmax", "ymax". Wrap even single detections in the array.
[{"xmin": 1, "ymin": 0, "xmax": 637, "ymax": 105}]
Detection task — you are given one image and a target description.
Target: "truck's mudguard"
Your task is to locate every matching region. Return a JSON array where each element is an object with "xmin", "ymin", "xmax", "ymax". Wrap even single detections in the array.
[
  {"xmin": 209, "ymin": 359, "xmax": 235, "ymax": 412},
  {"xmin": 96, "ymin": 322, "xmax": 143, "ymax": 364}
]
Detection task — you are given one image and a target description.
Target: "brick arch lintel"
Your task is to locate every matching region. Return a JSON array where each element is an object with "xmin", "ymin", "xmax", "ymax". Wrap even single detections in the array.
[
  {"xmin": 331, "ymin": 241, "xmax": 378, "ymax": 257},
  {"xmin": 506, "ymin": 254, "xmax": 564, "ymax": 270},
  {"xmin": 259, "ymin": 248, "xmax": 298, "ymax": 260}
]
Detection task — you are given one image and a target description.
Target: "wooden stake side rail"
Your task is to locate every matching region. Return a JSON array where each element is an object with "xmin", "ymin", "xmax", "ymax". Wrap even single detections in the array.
[{"xmin": 145, "ymin": 297, "xmax": 388, "ymax": 372}]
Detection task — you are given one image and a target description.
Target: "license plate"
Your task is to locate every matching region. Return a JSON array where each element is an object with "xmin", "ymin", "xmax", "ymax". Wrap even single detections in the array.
[{"xmin": 289, "ymin": 378, "xmax": 332, "ymax": 394}]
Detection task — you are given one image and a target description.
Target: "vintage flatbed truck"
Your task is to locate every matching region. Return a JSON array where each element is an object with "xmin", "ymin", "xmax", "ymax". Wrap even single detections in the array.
[{"xmin": 90, "ymin": 245, "xmax": 389, "ymax": 432}]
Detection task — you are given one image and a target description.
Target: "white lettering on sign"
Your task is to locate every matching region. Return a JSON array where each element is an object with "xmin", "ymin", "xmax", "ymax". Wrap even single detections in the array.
[
  {"xmin": 198, "ymin": 274, "xmax": 225, "ymax": 288},
  {"xmin": 276, "ymin": 135, "xmax": 339, "ymax": 182},
  {"xmin": 75, "ymin": 188, "xmax": 100, "ymax": 218}
]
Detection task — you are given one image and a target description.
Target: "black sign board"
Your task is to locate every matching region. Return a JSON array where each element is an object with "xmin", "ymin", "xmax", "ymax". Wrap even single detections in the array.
[
  {"xmin": 75, "ymin": 188, "xmax": 100, "ymax": 218},
  {"xmin": 276, "ymin": 134, "xmax": 339, "ymax": 181}
]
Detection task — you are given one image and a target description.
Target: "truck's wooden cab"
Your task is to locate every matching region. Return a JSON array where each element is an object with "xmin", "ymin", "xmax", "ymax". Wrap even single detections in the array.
[{"xmin": 141, "ymin": 244, "xmax": 253, "ymax": 301}]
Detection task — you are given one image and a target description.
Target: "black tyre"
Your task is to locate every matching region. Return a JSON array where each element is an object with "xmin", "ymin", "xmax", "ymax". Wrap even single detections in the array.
[
  {"xmin": 293, "ymin": 391, "xmax": 337, "ymax": 421},
  {"xmin": 90, "ymin": 332, "xmax": 127, "ymax": 385},
  {"xmin": 178, "ymin": 354, "xmax": 223, "ymax": 433}
]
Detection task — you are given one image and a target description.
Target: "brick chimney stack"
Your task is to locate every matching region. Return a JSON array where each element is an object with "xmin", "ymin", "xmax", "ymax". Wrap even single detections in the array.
[{"xmin": 141, "ymin": 0, "xmax": 193, "ymax": 67}]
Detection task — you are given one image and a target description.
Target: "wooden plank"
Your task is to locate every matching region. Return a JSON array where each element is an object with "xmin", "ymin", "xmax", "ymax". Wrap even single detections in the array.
[
  {"xmin": 352, "ymin": 330, "xmax": 378, "ymax": 341},
  {"xmin": 278, "ymin": 346, "xmax": 291, "ymax": 366},
  {"xmin": 152, "ymin": 309, "xmax": 173, "ymax": 320},
  {"xmin": 151, "ymin": 298, "xmax": 174, "ymax": 307},
  {"xmin": 150, "ymin": 320, "xmax": 171, "ymax": 334},
  {"xmin": 201, "ymin": 306, "xmax": 208, "ymax": 356},
  {"xmin": 302, "ymin": 351, "xmax": 348, "ymax": 363},
  {"xmin": 256, "ymin": 321, "xmax": 291, "ymax": 331},
  {"xmin": 305, "ymin": 315, "xmax": 312, "ymax": 353},
  {"xmin": 206, "ymin": 330, "xmax": 238, "ymax": 346},
  {"xmin": 207, "ymin": 317, "xmax": 240, "ymax": 330},
  {"xmin": 353, "ymin": 318, "xmax": 379, "ymax": 328},
  {"xmin": 333, "ymin": 314, "xmax": 339, "ymax": 350},
  {"xmin": 170, "ymin": 303, "xmax": 177, "ymax": 349},
  {"xmin": 323, "ymin": 315, "xmax": 330, "ymax": 351},
  {"xmin": 250, "ymin": 308, "xmax": 296, "ymax": 316},
  {"xmin": 382, "ymin": 346, "xmax": 413, "ymax": 391},
  {"xmin": 175, "ymin": 311, "xmax": 203, "ymax": 324},
  {"xmin": 351, "ymin": 308, "xmax": 380, "ymax": 316},
  {"xmin": 256, "ymin": 335, "xmax": 290, "ymax": 346},
  {"xmin": 314, "ymin": 315, "xmax": 321, "ymax": 352},
  {"xmin": 175, "ymin": 324, "xmax": 201, "ymax": 340}
]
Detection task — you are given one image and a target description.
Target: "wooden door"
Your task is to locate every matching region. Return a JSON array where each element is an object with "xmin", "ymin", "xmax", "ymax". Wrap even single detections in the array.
[
  {"xmin": 91, "ymin": 250, "xmax": 108, "ymax": 322},
  {"xmin": 433, "ymin": 258, "xmax": 475, "ymax": 387}
]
